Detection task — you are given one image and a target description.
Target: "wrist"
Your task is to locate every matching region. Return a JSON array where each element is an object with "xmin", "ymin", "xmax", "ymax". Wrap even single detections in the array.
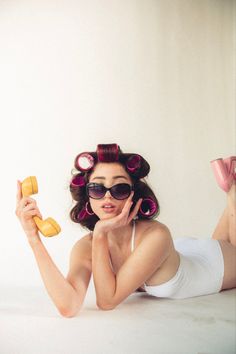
[
  {"xmin": 93, "ymin": 228, "xmax": 108, "ymax": 239},
  {"xmin": 27, "ymin": 232, "xmax": 41, "ymax": 246}
]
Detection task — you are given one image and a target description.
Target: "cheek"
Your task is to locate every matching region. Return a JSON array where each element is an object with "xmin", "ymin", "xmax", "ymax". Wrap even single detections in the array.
[
  {"xmin": 89, "ymin": 199, "xmax": 98, "ymax": 213},
  {"xmin": 115, "ymin": 200, "xmax": 127, "ymax": 213}
]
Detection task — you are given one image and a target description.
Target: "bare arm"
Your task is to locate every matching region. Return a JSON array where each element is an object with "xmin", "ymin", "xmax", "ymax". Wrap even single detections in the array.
[
  {"xmin": 93, "ymin": 225, "xmax": 172, "ymax": 310},
  {"xmin": 28, "ymin": 236, "xmax": 91, "ymax": 317},
  {"xmin": 15, "ymin": 180, "xmax": 91, "ymax": 317},
  {"xmin": 91, "ymin": 191, "xmax": 172, "ymax": 310},
  {"xmin": 92, "ymin": 232, "xmax": 116, "ymax": 308}
]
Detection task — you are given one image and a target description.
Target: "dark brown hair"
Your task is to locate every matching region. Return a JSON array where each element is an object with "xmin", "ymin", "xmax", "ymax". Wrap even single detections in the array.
[{"xmin": 69, "ymin": 144, "xmax": 160, "ymax": 231}]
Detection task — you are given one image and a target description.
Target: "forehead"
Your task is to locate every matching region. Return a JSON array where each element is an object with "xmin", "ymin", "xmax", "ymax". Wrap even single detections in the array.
[{"xmin": 89, "ymin": 162, "xmax": 131, "ymax": 181}]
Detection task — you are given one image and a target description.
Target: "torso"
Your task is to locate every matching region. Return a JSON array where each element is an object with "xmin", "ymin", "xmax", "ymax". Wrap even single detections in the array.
[{"xmin": 87, "ymin": 219, "xmax": 180, "ymax": 293}]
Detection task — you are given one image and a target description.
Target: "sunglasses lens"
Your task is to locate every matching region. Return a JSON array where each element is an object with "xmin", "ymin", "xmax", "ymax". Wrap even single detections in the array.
[
  {"xmin": 111, "ymin": 184, "xmax": 131, "ymax": 200},
  {"xmin": 87, "ymin": 184, "xmax": 105, "ymax": 199}
]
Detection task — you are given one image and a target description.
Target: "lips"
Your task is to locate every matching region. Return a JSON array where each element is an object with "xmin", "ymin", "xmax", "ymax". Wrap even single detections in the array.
[{"xmin": 101, "ymin": 203, "xmax": 116, "ymax": 213}]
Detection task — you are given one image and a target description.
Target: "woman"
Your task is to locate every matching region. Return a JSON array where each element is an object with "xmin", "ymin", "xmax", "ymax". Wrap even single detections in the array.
[{"xmin": 15, "ymin": 144, "xmax": 236, "ymax": 317}]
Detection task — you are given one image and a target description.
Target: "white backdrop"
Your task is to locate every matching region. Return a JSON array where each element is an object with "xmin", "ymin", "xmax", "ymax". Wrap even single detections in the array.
[{"xmin": 0, "ymin": 0, "xmax": 235, "ymax": 287}]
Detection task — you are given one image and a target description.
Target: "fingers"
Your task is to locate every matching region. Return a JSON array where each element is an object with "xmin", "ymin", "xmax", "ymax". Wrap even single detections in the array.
[
  {"xmin": 98, "ymin": 191, "xmax": 143, "ymax": 231},
  {"xmin": 24, "ymin": 209, "xmax": 42, "ymax": 218},
  {"xmin": 119, "ymin": 194, "xmax": 134, "ymax": 218},
  {"xmin": 19, "ymin": 197, "xmax": 36, "ymax": 209},
  {"xmin": 124, "ymin": 191, "xmax": 134, "ymax": 210},
  {"xmin": 16, "ymin": 180, "xmax": 23, "ymax": 202},
  {"xmin": 23, "ymin": 203, "xmax": 40, "ymax": 213},
  {"xmin": 21, "ymin": 205, "xmax": 42, "ymax": 219},
  {"xmin": 127, "ymin": 198, "xmax": 142, "ymax": 224},
  {"xmin": 15, "ymin": 197, "xmax": 42, "ymax": 219},
  {"xmin": 130, "ymin": 191, "xmax": 134, "ymax": 200},
  {"xmin": 15, "ymin": 179, "xmax": 42, "ymax": 219},
  {"xmin": 119, "ymin": 192, "xmax": 142, "ymax": 224}
]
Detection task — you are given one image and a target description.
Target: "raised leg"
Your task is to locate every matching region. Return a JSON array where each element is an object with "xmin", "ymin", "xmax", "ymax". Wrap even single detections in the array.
[
  {"xmin": 212, "ymin": 207, "xmax": 229, "ymax": 242},
  {"xmin": 212, "ymin": 182, "xmax": 236, "ymax": 246},
  {"xmin": 227, "ymin": 182, "xmax": 236, "ymax": 246}
]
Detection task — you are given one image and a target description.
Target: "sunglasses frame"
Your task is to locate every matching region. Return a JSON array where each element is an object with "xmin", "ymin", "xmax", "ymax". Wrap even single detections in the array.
[{"xmin": 86, "ymin": 182, "xmax": 134, "ymax": 200}]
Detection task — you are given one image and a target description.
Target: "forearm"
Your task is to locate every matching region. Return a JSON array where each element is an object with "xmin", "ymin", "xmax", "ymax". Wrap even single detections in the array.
[
  {"xmin": 92, "ymin": 232, "xmax": 116, "ymax": 308},
  {"xmin": 28, "ymin": 236, "xmax": 80, "ymax": 316}
]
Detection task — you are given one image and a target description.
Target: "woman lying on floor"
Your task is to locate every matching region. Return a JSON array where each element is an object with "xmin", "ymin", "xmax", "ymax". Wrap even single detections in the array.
[{"xmin": 16, "ymin": 144, "xmax": 236, "ymax": 317}]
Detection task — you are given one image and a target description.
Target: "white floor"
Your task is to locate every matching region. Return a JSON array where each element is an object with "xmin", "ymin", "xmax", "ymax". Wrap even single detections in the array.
[{"xmin": 0, "ymin": 286, "xmax": 235, "ymax": 354}]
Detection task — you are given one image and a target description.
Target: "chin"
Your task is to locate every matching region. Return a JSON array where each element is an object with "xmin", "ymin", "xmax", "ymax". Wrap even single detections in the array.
[
  {"xmin": 99, "ymin": 211, "xmax": 118, "ymax": 220},
  {"xmin": 102, "ymin": 214, "xmax": 116, "ymax": 220}
]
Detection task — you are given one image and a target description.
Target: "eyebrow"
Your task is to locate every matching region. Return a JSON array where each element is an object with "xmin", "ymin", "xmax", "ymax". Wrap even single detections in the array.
[{"xmin": 91, "ymin": 175, "xmax": 129, "ymax": 181}]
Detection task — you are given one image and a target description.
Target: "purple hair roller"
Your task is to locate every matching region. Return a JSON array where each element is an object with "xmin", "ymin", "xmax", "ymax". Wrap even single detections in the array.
[
  {"xmin": 70, "ymin": 175, "xmax": 86, "ymax": 188},
  {"xmin": 126, "ymin": 154, "xmax": 141, "ymax": 173},
  {"xmin": 75, "ymin": 152, "xmax": 94, "ymax": 171},
  {"xmin": 139, "ymin": 198, "xmax": 158, "ymax": 217}
]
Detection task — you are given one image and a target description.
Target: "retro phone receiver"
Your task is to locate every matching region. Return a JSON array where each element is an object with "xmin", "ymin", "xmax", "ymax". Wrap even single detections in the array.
[{"xmin": 21, "ymin": 176, "xmax": 61, "ymax": 237}]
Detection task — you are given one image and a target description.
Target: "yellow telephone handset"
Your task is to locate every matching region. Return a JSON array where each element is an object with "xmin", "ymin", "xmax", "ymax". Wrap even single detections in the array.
[{"xmin": 21, "ymin": 176, "xmax": 61, "ymax": 237}]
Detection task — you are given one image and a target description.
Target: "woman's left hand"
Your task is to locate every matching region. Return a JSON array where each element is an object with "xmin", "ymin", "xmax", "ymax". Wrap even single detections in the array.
[{"xmin": 93, "ymin": 192, "xmax": 142, "ymax": 236}]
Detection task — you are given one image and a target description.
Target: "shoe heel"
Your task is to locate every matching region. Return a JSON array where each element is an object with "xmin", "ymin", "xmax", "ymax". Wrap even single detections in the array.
[{"xmin": 223, "ymin": 156, "xmax": 236, "ymax": 179}]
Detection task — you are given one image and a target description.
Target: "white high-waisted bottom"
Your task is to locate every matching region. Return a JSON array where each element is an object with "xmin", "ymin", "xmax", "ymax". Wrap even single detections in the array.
[{"xmin": 144, "ymin": 238, "xmax": 224, "ymax": 299}]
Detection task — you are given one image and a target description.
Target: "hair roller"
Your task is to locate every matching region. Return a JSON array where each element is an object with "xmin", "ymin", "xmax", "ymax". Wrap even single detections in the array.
[
  {"xmin": 74, "ymin": 152, "xmax": 95, "ymax": 172},
  {"xmin": 124, "ymin": 153, "xmax": 150, "ymax": 178},
  {"xmin": 126, "ymin": 154, "xmax": 141, "ymax": 173},
  {"xmin": 70, "ymin": 144, "xmax": 160, "ymax": 230},
  {"xmin": 77, "ymin": 202, "xmax": 94, "ymax": 221},
  {"xmin": 70, "ymin": 174, "xmax": 86, "ymax": 188},
  {"xmin": 97, "ymin": 144, "xmax": 119, "ymax": 162},
  {"xmin": 138, "ymin": 198, "xmax": 159, "ymax": 218}
]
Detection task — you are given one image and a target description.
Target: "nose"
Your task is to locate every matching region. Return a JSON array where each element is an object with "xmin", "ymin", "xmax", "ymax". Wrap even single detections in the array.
[{"xmin": 104, "ymin": 190, "xmax": 112, "ymax": 198}]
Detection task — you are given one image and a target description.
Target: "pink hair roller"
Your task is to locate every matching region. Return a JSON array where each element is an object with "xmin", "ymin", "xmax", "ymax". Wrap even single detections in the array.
[
  {"xmin": 126, "ymin": 154, "xmax": 141, "ymax": 173},
  {"xmin": 139, "ymin": 198, "xmax": 158, "ymax": 218},
  {"xmin": 97, "ymin": 144, "xmax": 119, "ymax": 162},
  {"xmin": 75, "ymin": 152, "xmax": 95, "ymax": 171},
  {"xmin": 70, "ymin": 175, "xmax": 86, "ymax": 188}
]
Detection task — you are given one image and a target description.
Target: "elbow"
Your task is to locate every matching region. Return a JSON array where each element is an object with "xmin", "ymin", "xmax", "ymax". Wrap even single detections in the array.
[
  {"xmin": 96, "ymin": 300, "xmax": 116, "ymax": 311},
  {"xmin": 58, "ymin": 293, "xmax": 84, "ymax": 318},
  {"xmin": 58, "ymin": 305, "xmax": 81, "ymax": 318}
]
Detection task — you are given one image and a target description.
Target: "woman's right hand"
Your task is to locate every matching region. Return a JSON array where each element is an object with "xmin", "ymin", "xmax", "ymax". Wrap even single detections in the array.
[{"xmin": 15, "ymin": 180, "xmax": 43, "ymax": 240}]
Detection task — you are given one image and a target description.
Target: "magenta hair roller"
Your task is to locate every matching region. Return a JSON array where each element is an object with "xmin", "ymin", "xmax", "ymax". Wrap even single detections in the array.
[
  {"xmin": 126, "ymin": 154, "xmax": 141, "ymax": 173},
  {"xmin": 139, "ymin": 198, "xmax": 158, "ymax": 218},
  {"xmin": 75, "ymin": 152, "xmax": 95, "ymax": 171},
  {"xmin": 70, "ymin": 175, "xmax": 86, "ymax": 188},
  {"xmin": 97, "ymin": 144, "xmax": 119, "ymax": 162}
]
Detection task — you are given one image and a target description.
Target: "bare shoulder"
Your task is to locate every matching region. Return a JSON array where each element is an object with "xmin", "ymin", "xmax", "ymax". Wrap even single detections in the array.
[
  {"xmin": 136, "ymin": 219, "xmax": 173, "ymax": 247},
  {"xmin": 70, "ymin": 232, "xmax": 93, "ymax": 263},
  {"xmin": 73, "ymin": 232, "xmax": 93, "ymax": 247},
  {"xmin": 142, "ymin": 219, "xmax": 171, "ymax": 234},
  {"xmin": 137, "ymin": 219, "xmax": 171, "ymax": 236}
]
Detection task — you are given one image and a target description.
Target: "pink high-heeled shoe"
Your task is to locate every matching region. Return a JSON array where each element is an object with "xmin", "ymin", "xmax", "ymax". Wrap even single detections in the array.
[{"xmin": 210, "ymin": 156, "xmax": 236, "ymax": 192}]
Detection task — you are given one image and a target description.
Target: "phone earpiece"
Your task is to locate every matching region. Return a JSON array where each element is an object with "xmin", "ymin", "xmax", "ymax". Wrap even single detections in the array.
[
  {"xmin": 21, "ymin": 176, "xmax": 38, "ymax": 196},
  {"xmin": 21, "ymin": 176, "xmax": 61, "ymax": 237}
]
